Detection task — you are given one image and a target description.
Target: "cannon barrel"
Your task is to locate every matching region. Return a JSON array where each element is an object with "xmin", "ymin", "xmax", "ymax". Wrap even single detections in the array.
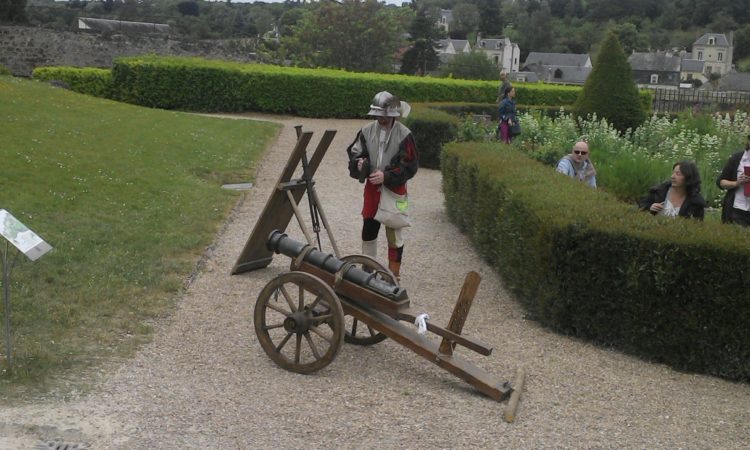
[{"xmin": 267, "ymin": 230, "xmax": 408, "ymax": 301}]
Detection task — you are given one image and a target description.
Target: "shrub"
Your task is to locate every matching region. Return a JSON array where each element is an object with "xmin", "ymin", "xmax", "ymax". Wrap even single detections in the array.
[
  {"xmin": 574, "ymin": 32, "xmax": 647, "ymax": 133},
  {"xmin": 32, "ymin": 67, "xmax": 115, "ymax": 99},
  {"xmin": 0, "ymin": 65, "xmax": 11, "ymax": 76},
  {"xmin": 441, "ymin": 142, "xmax": 750, "ymax": 381},
  {"xmin": 402, "ymin": 105, "xmax": 458, "ymax": 170}
]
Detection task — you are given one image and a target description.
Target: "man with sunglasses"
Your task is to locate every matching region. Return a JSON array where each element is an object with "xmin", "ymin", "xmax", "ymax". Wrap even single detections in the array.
[{"xmin": 556, "ymin": 141, "xmax": 597, "ymax": 188}]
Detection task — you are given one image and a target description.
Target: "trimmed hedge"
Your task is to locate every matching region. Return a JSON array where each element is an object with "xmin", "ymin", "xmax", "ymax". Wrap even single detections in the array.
[
  {"xmin": 402, "ymin": 105, "xmax": 458, "ymax": 170},
  {"xmin": 442, "ymin": 142, "xmax": 750, "ymax": 381},
  {"xmin": 33, "ymin": 67, "xmax": 115, "ymax": 99},
  {"xmin": 31, "ymin": 56, "xmax": 651, "ymax": 118}
]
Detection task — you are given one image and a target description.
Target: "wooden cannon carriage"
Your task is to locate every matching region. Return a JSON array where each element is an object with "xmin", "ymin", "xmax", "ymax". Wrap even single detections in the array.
[{"xmin": 233, "ymin": 127, "xmax": 524, "ymax": 412}]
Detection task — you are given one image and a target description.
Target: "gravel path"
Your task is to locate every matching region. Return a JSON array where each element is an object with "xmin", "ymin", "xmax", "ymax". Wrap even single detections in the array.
[{"xmin": 1, "ymin": 114, "xmax": 749, "ymax": 449}]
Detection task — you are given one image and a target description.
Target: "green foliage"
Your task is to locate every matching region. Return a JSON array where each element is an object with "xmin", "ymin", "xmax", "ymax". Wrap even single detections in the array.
[
  {"xmin": 32, "ymin": 67, "xmax": 115, "ymax": 99},
  {"xmin": 574, "ymin": 32, "xmax": 647, "ymax": 134},
  {"xmin": 401, "ymin": 105, "xmax": 458, "ymax": 169},
  {"xmin": 438, "ymin": 52, "xmax": 498, "ymax": 81},
  {"xmin": 0, "ymin": 65, "xmax": 11, "ymax": 76},
  {"xmin": 0, "ymin": 0, "xmax": 26, "ymax": 23},
  {"xmin": 280, "ymin": 0, "xmax": 403, "ymax": 73},
  {"xmin": 441, "ymin": 142, "xmax": 750, "ymax": 381},
  {"xmin": 509, "ymin": 110, "xmax": 750, "ymax": 207},
  {"xmin": 0, "ymin": 77, "xmax": 278, "ymax": 395},
  {"xmin": 37, "ymin": 57, "xmax": 651, "ymax": 121},
  {"xmin": 400, "ymin": 0, "xmax": 441, "ymax": 76}
]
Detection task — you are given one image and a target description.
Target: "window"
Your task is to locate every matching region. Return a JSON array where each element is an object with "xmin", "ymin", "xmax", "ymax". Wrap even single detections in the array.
[
  {"xmin": 697, "ymin": 51, "xmax": 703, "ymax": 60},
  {"xmin": 706, "ymin": 65, "xmax": 712, "ymax": 74},
  {"xmin": 554, "ymin": 69, "xmax": 563, "ymax": 79},
  {"xmin": 650, "ymin": 74, "xmax": 659, "ymax": 84},
  {"xmin": 708, "ymin": 37, "xmax": 715, "ymax": 45},
  {"xmin": 687, "ymin": 73, "xmax": 693, "ymax": 80},
  {"xmin": 518, "ymin": 76, "xmax": 527, "ymax": 82},
  {"xmin": 494, "ymin": 56, "xmax": 499, "ymax": 64},
  {"xmin": 718, "ymin": 52, "xmax": 723, "ymax": 61}
]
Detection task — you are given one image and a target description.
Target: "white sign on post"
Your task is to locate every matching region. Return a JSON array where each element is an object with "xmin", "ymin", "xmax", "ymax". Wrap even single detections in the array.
[{"xmin": 0, "ymin": 209, "xmax": 52, "ymax": 261}]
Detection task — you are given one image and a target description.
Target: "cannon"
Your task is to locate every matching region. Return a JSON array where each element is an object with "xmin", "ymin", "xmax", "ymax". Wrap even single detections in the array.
[
  {"xmin": 233, "ymin": 127, "xmax": 521, "ymax": 408},
  {"xmin": 253, "ymin": 230, "xmax": 512, "ymax": 401}
]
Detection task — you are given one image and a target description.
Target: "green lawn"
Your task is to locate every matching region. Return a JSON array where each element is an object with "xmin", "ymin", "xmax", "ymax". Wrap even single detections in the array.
[{"xmin": 0, "ymin": 76, "xmax": 279, "ymax": 399}]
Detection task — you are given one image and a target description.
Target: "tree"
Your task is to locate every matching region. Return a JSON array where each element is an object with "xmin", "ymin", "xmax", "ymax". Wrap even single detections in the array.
[
  {"xmin": 439, "ymin": 51, "xmax": 497, "ymax": 80},
  {"xmin": 734, "ymin": 24, "xmax": 750, "ymax": 62},
  {"xmin": 574, "ymin": 31, "xmax": 646, "ymax": 133},
  {"xmin": 281, "ymin": 0, "xmax": 403, "ymax": 73},
  {"xmin": 177, "ymin": 1, "xmax": 200, "ymax": 17},
  {"xmin": 611, "ymin": 22, "xmax": 649, "ymax": 54},
  {"xmin": 472, "ymin": 0, "xmax": 502, "ymax": 36},
  {"xmin": 400, "ymin": 1, "xmax": 441, "ymax": 75},
  {"xmin": 451, "ymin": 2, "xmax": 480, "ymax": 37},
  {"xmin": 0, "ymin": 0, "xmax": 27, "ymax": 23}
]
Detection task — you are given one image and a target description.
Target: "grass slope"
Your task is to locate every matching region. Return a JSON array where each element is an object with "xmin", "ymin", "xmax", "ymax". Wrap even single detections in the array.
[{"xmin": 0, "ymin": 76, "xmax": 278, "ymax": 399}]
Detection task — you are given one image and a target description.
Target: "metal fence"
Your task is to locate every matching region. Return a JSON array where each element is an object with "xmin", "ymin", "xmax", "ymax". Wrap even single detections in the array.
[{"xmin": 650, "ymin": 88, "xmax": 750, "ymax": 114}]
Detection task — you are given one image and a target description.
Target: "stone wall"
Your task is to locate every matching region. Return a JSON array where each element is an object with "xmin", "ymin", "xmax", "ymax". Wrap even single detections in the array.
[{"xmin": 0, "ymin": 25, "xmax": 258, "ymax": 77}]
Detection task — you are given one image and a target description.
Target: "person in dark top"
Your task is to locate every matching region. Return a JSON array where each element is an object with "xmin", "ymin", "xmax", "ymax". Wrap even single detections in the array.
[
  {"xmin": 716, "ymin": 134, "xmax": 750, "ymax": 226},
  {"xmin": 638, "ymin": 160, "xmax": 706, "ymax": 220},
  {"xmin": 497, "ymin": 86, "xmax": 517, "ymax": 144}
]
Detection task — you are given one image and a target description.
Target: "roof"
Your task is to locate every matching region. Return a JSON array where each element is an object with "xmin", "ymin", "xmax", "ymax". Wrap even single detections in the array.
[
  {"xmin": 524, "ymin": 52, "xmax": 590, "ymax": 67},
  {"xmin": 628, "ymin": 52, "xmax": 681, "ymax": 72},
  {"xmin": 715, "ymin": 71, "xmax": 750, "ymax": 92},
  {"xmin": 523, "ymin": 62, "xmax": 591, "ymax": 84},
  {"xmin": 509, "ymin": 71, "xmax": 539, "ymax": 82},
  {"xmin": 693, "ymin": 33, "xmax": 730, "ymax": 47},
  {"xmin": 681, "ymin": 59, "xmax": 704, "ymax": 73},
  {"xmin": 435, "ymin": 39, "xmax": 470, "ymax": 53},
  {"xmin": 78, "ymin": 17, "xmax": 170, "ymax": 34},
  {"xmin": 478, "ymin": 38, "xmax": 510, "ymax": 50},
  {"xmin": 439, "ymin": 9, "xmax": 453, "ymax": 22}
]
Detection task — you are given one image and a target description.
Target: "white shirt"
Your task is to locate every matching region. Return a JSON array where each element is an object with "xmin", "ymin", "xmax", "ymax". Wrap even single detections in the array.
[
  {"xmin": 661, "ymin": 192, "xmax": 680, "ymax": 218},
  {"xmin": 732, "ymin": 150, "xmax": 750, "ymax": 211}
]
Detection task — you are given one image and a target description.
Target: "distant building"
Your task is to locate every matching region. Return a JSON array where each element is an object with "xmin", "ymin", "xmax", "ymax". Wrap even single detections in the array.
[
  {"xmin": 475, "ymin": 36, "xmax": 520, "ymax": 73},
  {"xmin": 691, "ymin": 33, "xmax": 733, "ymax": 76},
  {"xmin": 522, "ymin": 52, "xmax": 592, "ymax": 85},
  {"xmin": 508, "ymin": 71, "xmax": 539, "ymax": 83},
  {"xmin": 628, "ymin": 51, "xmax": 681, "ymax": 87},
  {"xmin": 699, "ymin": 71, "xmax": 750, "ymax": 92},
  {"xmin": 436, "ymin": 9, "xmax": 453, "ymax": 33},
  {"xmin": 680, "ymin": 55, "xmax": 707, "ymax": 86},
  {"xmin": 78, "ymin": 17, "xmax": 170, "ymax": 35},
  {"xmin": 434, "ymin": 38, "xmax": 471, "ymax": 64}
]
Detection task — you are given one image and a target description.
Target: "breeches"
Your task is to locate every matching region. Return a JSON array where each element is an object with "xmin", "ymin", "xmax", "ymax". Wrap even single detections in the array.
[{"xmin": 362, "ymin": 218, "xmax": 404, "ymax": 262}]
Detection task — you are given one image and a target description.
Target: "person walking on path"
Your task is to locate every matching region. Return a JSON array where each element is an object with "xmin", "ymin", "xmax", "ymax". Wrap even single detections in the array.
[
  {"xmin": 497, "ymin": 70, "xmax": 512, "ymax": 104},
  {"xmin": 497, "ymin": 86, "xmax": 518, "ymax": 144},
  {"xmin": 717, "ymin": 134, "xmax": 750, "ymax": 226},
  {"xmin": 347, "ymin": 91, "xmax": 419, "ymax": 280}
]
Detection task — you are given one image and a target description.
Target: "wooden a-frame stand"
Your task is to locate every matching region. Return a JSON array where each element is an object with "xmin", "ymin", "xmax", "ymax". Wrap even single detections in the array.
[{"xmin": 232, "ymin": 127, "xmax": 339, "ymax": 275}]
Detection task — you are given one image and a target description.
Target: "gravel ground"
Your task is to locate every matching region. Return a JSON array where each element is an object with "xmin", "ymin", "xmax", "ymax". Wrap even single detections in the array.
[{"xmin": 1, "ymin": 114, "xmax": 749, "ymax": 449}]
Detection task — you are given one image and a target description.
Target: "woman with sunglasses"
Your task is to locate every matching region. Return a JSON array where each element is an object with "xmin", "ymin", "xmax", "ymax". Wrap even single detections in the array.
[
  {"xmin": 639, "ymin": 160, "xmax": 706, "ymax": 220},
  {"xmin": 556, "ymin": 141, "xmax": 597, "ymax": 188}
]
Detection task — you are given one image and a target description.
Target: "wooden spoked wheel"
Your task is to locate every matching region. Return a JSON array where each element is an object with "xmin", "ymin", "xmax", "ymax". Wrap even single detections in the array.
[
  {"xmin": 254, "ymin": 271, "xmax": 345, "ymax": 374},
  {"xmin": 339, "ymin": 254, "xmax": 395, "ymax": 346}
]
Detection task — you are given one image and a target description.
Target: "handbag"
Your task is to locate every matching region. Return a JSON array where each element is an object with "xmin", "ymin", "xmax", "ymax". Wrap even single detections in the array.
[
  {"xmin": 510, "ymin": 121, "xmax": 522, "ymax": 136},
  {"xmin": 374, "ymin": 186, "xmax": 411, "ymax": 229}
]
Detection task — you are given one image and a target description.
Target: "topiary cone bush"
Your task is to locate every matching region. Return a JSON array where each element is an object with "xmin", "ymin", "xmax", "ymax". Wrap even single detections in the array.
[{"xmin": 574, "ymin": 31, "xmax": 647, "ymax": 134}]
